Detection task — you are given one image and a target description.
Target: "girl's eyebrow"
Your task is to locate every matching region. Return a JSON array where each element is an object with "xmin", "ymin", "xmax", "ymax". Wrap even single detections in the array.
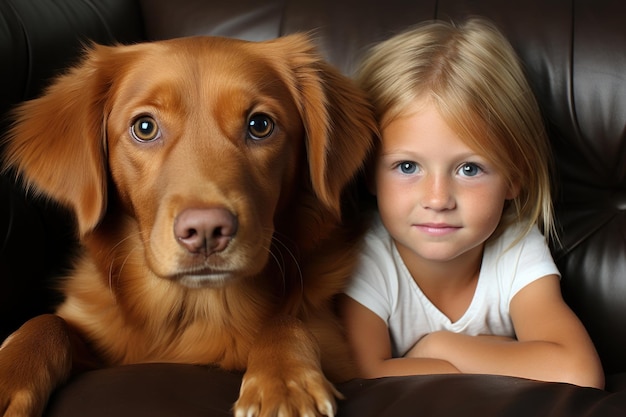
[
  {"xmin": 379, "ymin": 149, "xmax": 419, "ymax": 158},
  {"xmin": 380, "ymin": 149, "xmax": 484, "ymax": 161}
]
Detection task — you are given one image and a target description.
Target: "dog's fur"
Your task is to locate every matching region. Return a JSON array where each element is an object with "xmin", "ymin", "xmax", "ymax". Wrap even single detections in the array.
[{"xmin": 0, "ymin": 34, "xmax": 377, "ymax": 417}]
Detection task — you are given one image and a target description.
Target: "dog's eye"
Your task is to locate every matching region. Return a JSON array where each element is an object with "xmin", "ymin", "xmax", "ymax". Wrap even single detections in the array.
[
  {"xmin": 247, "ymin": 113, "xmax": 274, "ymax": 140},
  {"xmin": 131, "ymin": 116, "xmax": 160, "ymax": 142}
]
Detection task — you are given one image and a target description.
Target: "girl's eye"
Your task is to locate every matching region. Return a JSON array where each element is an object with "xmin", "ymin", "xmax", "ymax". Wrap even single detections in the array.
[
  {"xmin": 397, "ymin": 161, "xmax": 418, "ymax": 175},
  {"xmin": 131, "ymin": 116, "xmax": 160, "ymax": 142},
  {"xmin": 458, "ymin": 163, "xmax": 482, "ymax": 177},
  {"xmin": 247, "ymin": 113, "xmax": 275, "ymax": 140}
]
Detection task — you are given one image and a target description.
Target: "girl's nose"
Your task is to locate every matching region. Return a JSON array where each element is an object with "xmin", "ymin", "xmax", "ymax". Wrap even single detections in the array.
[{"xmin": 421, "ymin": 174, "xmax": 455, "ymax": 211}]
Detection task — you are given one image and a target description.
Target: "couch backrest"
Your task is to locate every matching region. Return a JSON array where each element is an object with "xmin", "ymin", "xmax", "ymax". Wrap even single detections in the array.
[
  {"xmin": 1, "ymin": 0, "xmax": 624, "ymax": 376},
  {"xmin": 141, "ymin": 0, "xmax": 626, "ymax": 373},
  {"xmin": 0, "ymin": 0, "xmax": 144, "ymax": 121},
  {"xmin": 0, "ymin": 0, "xmax": 145, "ymax": 339}
]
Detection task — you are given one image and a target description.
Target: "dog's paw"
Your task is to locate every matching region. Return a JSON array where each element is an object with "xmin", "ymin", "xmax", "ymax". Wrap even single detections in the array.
[
  {"xmin": 0, "ymin": 344, "xmax": 48, "ymax": 417},
  {"xmin": 0, "ymin": 315, "xmax": 73, "ymax": 417},
  {"xmin": 0, "ymin": 388, "xmax": 45, "ymax": 417},
  {"xmin": 234, "ymin": 369, "xmax": 341, "ymax": 417}
]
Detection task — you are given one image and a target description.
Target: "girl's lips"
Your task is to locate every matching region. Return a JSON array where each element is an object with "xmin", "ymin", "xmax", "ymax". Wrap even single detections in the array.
[{"xmin": 415, "ymin": 223, "xmax": 461, "ymax": 236}]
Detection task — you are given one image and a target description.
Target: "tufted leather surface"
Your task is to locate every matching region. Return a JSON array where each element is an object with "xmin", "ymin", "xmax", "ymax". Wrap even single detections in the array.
[
  {"xmin": 0, "ymin": 0, "xmax": 143, "ymax": 116},
  {"xmin": 1, "ymin": 0, "xmax": 625, "ymax": 415}
]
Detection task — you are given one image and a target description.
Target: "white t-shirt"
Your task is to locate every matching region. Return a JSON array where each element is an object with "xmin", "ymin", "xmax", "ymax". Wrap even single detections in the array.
[{"xmin": 345, "ymin": 215, "xmax": 560, "ymax": 357}]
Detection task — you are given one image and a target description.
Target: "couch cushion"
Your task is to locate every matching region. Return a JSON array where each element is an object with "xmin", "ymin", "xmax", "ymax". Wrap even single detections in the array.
[{"xmin": 45, "ymin": 363, "xmax": 626, "ymax": 417}]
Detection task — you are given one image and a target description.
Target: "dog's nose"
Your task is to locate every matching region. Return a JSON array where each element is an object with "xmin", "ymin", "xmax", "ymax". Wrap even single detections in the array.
[{"xmin": 174, "ymin": 208, "xmax": 238, "ymax": 255}]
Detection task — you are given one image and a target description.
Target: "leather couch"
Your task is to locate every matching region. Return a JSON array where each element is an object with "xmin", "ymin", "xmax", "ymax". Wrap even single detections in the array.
[{"xmin": 1, "ymin": 0, "xmax": 624, "ymax": 415}]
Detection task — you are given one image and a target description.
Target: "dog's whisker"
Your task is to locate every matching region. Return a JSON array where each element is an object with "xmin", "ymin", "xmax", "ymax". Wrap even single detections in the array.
[
  {"xmin": 111, "ymin": 245, "xmax": 142, "ymax": 293},
  {"xmin": 106, "ymin": 232, "xmax": 144, "ymax": 299},
  {"xmin": 104, "ymin": 232, "xmax": 143, "ymax": 265},
  {"xmin": 257, "ymin": 237, "xmax": 286, "ymax": 289},
  {"xmin": 269, "ymin": 233, "xmax": 304, "ymax": 298},
  {"xmin": 265, "ymin": 245, "xmax": 286, "ymax": 285}
]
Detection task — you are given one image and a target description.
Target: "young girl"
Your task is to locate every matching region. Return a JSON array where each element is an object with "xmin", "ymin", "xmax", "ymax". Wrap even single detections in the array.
[{"xmin": 340, "ymin": 18, "xmax": 604, "ymax": 388}]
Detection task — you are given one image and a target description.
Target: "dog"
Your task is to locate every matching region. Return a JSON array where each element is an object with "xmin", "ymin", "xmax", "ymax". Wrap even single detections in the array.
[{"xmin": 0, "ymin": 34, "xmax": 377, "ymax": 417}]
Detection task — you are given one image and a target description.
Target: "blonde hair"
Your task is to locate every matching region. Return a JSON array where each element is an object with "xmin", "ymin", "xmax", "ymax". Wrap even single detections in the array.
[{"xmin": 356, "ymin": 18, "xmax": 556, "ymax": 244}]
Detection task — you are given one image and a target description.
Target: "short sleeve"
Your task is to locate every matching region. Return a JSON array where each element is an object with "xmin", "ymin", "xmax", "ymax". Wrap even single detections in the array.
[
  {"xmin": 344, "ymin": 256, "xmax": 392, "ymax": 322},
  {"xmin": 496, "ymin": 225, "xmax": 561, "ymax": 300}
]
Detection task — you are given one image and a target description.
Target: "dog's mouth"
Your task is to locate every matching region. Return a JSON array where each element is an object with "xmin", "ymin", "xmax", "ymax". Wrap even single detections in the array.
[
  {"xmin": 167, "ymin": 256, "xmax": 264, "ymax": 289},
  {"xmin": 172, "ymin": 268, "xmax": 237, "ymax": 289}
]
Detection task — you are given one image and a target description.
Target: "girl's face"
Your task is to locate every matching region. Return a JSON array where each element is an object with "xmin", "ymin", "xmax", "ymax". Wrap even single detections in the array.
[{"xmin": 375, "ymin": 101, "xmax": 517, "ymax": 267}]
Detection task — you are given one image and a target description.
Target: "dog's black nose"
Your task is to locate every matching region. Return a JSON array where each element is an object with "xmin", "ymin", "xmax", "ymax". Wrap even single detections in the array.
[{"xmin": 174, "ymin": 207, "xmax": 238, "ymax": 255}]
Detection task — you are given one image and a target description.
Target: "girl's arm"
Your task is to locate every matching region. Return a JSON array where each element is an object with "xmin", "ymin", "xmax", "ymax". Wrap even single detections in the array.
[
  {"xmin": 338, "ymin": 294, "xmax": 460, "ymax": 378},
  {"xmin": 406, "ymin": 275, "xmax": 605, "ymax": 388}
]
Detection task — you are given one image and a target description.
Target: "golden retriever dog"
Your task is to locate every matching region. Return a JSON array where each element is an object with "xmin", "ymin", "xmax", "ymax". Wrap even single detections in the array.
[{"xmin": 0, "ymin": 34, "xmax": 377, "ymax": 417}]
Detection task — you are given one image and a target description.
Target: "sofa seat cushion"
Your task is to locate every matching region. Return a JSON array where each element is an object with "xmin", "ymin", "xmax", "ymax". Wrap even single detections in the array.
[{"xmin": 45, "ymin": 363, "xmax": 626, "ymax": 417}]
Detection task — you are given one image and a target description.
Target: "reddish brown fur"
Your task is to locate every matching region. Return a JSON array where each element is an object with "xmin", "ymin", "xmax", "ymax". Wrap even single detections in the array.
[{"xmin": 0, "ymin": 34, "xmax": 377, "ymax": 417}]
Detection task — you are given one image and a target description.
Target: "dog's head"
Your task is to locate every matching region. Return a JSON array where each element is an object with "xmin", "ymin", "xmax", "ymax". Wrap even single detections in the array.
[{"xmin": 3, "ymin": 34, "xmax": 377, "ymax": 288}]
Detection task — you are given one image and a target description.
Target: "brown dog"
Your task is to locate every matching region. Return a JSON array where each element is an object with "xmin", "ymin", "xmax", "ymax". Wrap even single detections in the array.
[{"xmin": 0, "ymin": 34, "xmax": 377, "ymax": 417}]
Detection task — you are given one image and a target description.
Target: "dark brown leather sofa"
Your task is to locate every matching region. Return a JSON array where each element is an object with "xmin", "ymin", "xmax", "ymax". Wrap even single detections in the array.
[{"xmin": 1, "ymin": 0, "xmax": 624, "ymax": 416}]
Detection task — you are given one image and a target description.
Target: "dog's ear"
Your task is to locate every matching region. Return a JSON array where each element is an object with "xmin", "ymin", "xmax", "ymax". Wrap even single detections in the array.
[
  {"xmin": 273, "ymin": 34, "xmax": 379, "ymax": 219},
  {"xmin": 3, "ymin": 44, "xmax": 118, "ymax": 236}
]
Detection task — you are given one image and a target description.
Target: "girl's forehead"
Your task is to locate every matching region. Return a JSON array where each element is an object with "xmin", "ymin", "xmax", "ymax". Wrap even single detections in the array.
[
  {"xmin": 382, "ymin": 104, "xmax": 466, "ymax": 151},
  {"xmin": 382, "ymin": 99, "xmax": 502, "ymax": 163}
]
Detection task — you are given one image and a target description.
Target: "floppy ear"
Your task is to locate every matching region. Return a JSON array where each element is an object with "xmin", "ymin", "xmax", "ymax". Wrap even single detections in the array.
[
  {"xmin": 273, "ymin": 34, "xmax": 379, "ymax": 219},
  {"xmin": 3, "ymin": 44, "xmax": 116, "ymax": 236}
]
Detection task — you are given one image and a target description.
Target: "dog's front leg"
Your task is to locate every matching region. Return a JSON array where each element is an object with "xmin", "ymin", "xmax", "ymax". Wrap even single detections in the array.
[
  {"xmin": 0, "ymin": 314, "xmax": 73, "ymax": 417},
  {"xmin": 235, "ymin": 316, "xmax": 341, "ymax": 417}
]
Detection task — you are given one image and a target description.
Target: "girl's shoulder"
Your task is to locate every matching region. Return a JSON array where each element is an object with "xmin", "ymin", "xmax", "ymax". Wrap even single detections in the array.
[
  {"xmin": 487, "ymin": 222, "xmax": 546, "ymax": 255},
  {"xmin": 482, "ymin": 222, "xmax": 559, "ymax": 297},
  {"xmin": 363, "ymin": 212, "xmax": 394, "ymax": 248},
  {"xmin": 357, "ymin": 213, "xmax": 405, "ymax": 277}
]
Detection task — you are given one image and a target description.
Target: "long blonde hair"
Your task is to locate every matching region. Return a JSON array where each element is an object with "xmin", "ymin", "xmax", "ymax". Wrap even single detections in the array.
[{"xmin": 357, "ymin": 18, "xmax": 556, "ymax": 243}]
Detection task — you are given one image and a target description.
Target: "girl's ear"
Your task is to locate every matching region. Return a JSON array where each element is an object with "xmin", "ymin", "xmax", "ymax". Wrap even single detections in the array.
[{"xmin": 506, "ymin": 181, "xmax": 521, "ymax": 200}]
